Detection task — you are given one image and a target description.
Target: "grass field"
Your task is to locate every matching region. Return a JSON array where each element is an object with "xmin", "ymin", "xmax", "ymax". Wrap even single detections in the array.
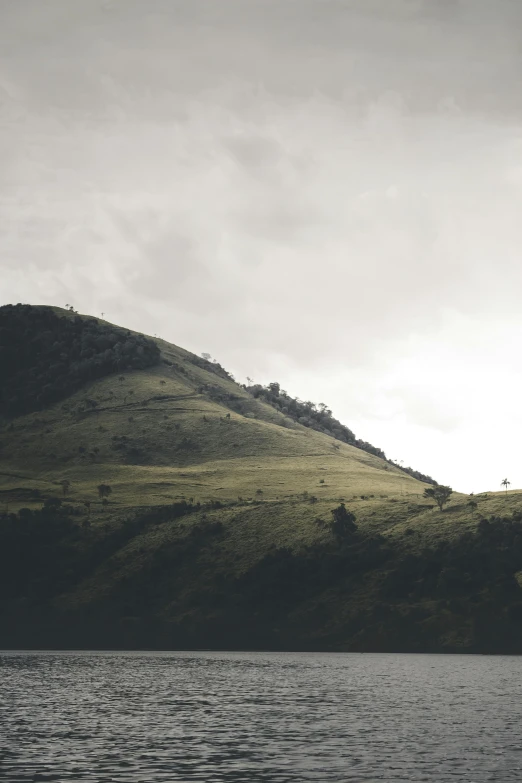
[
  {"xmin": 2, "ymin": 306, "xmax": 522, "ymax": 652},
  {"xmin": 2, "ymin": 307, "xmax": 521, "ymax": 547}
]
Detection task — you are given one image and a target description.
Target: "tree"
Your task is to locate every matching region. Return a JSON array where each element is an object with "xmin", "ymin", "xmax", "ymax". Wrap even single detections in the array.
[
  {"xmin": 423, "ymin": 485, "xmax": 453, "ymax": 511},
  {"xmin": 60, "ymin": 479, "xmax": 71, "ymax": 496},
  {"xmin": 501, "ymin": 478, "xmax": 511, "ymax": 494},
  {"xmin": 97, "ymin": 484, "xmax": 112, "ymax": 500},
  {"xmin": 330, "ymin": 503, "xmax": 357, "ymax": 541}
]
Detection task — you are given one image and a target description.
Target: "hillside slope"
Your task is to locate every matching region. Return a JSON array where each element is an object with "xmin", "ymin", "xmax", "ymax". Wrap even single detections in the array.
[{"xmin": 1, "ymin": 304, "xmax": 522, "ymax": 653}]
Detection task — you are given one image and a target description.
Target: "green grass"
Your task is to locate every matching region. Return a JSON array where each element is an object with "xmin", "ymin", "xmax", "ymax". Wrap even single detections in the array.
[
  {"xmin": 2, "ymin": 307, "xmax": 522, "ymax": 652},
  {"xmin": 0, "ymin": 321, "xmax": 429, "ymax": 510},
  {"xmin": 2, "ymin": 312, "xmax": 520, "ymax": 545}
]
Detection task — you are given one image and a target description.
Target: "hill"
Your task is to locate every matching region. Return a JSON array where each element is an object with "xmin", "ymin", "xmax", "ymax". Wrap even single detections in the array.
[{"xmin": 1, "ymin": 304, "xmax": 522, "ymax": 653}]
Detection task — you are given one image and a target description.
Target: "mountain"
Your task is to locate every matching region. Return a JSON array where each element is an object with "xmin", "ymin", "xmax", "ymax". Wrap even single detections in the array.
[{"xmin": 1, "ymin": 304, "xmax": 522, "ymax": 653}]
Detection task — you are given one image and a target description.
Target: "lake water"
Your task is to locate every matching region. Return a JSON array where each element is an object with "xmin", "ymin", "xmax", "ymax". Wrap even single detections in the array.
[{"xmin": 1, "ymin": 651, "xmax": 522, "ymax": 782}]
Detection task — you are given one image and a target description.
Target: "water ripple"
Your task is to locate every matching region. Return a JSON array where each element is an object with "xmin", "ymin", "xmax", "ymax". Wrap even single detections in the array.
[{"xmin": 1, "ymin": 651, "xmax": 522, "ymax": 781}]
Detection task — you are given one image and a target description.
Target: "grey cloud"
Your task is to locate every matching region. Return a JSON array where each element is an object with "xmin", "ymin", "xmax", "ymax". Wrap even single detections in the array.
[
  {"xmin": 2, "ymin": 90, "xmax": 521, "ymax": 369},
  {"xmin": 2, "ymin": 1, "xmax": 522, "ymax": 115},
  {"xmin": 223, "ymin": 135, "xmax": 283, "ymax": 170},
  {"xmin": 2, "ymin": 1, "xmax": 522, "ymax": 481}
]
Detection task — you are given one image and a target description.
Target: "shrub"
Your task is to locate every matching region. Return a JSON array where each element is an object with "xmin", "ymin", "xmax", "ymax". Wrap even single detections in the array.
[
  {"xmin": 330, "ymin": 503, "xmax": 357, "ymax": 542},
  {"xmin": 97, "ymin": 484, "xmax": 112, "ymax": 500}
]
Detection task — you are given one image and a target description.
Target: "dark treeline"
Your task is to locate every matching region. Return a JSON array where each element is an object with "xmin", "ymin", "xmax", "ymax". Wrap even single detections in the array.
[
  {"xmin": 225, "ymin": 514, "xmax": 522, "ymax": 652},
  {"xmin": 0, "ymin": 500, "xmax": 202, "ymax": 606},
  {"xmin": 245, "ymin": 381, "xmax": 436, "ymax": 485},
  {"xmin": 204, "ymin": 511, "xmax": 522, "ymax": 652},
  {"xmin": 187, "ymin": 353, "xmax": 235, "ymax": 382},
  {"xmin": 2, "ymin": 501, "xmax": 522, "ymax": 652},
  {"xmin": 0, "ymin": 304, "xmax": 160, "ymax": 417}
]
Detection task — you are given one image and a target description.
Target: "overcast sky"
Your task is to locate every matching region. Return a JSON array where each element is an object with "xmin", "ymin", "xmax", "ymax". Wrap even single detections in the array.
[{"xmin": 2, "ymin": 0, "xmax": 522, "ymax": 493}]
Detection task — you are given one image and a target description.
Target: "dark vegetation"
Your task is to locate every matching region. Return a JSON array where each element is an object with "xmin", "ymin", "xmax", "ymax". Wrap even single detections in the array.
[
  {"xmin": 0, "ymin": 500, "xmax": 202, "ymax": 610},
  {"xmin": 187, "ymin": 352, "xmax": 235, "ymax": 382},
  {"xmin": 246, "ymin": 382, "xmax": 437, "ymax": 485},
  {"xmin": 0, "ymin": 304, "xmax": 160, "ymax": 417},
  {"xmin": 197, "ymin": 383, "xmax": 246, "ymax": 414},
  {"xmin": 2, "ymin": 498, "xmax": 522, "ymax": 653},
  {"xmin": 198, "ymin": 511, "xmax": 522, "ymax": 652}
]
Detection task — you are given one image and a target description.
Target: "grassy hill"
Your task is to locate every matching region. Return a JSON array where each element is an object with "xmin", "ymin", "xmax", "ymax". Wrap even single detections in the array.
[{"xmin": 1, "ymin": 304, "xmax": 522, "ymax": 653}]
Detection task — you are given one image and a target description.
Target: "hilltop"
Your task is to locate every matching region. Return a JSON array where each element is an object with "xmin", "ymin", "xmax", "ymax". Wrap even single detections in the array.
[{"xmin": 1, "ymin": 304, "xmax": 522, "ymax": 653}]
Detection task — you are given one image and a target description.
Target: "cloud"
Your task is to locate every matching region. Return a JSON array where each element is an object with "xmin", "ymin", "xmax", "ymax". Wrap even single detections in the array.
[{"xmin": 1, "ymin": 0, "xmax": 522, "ymax": 490}]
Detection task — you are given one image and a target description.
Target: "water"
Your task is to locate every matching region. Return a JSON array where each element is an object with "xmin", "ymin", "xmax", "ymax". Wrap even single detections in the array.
[{"xmin": 1, "ymin": 651, "xmax": 522, "ymax": 782}]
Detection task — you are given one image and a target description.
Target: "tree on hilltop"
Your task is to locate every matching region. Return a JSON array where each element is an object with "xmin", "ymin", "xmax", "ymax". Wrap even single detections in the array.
[
  {"xmin": 501, "ymin": 478, "xmax": 511, "ymax": 494},
  {"xmin": 423, "ymin": 485, "xmax": 453, "ymax": 511}
]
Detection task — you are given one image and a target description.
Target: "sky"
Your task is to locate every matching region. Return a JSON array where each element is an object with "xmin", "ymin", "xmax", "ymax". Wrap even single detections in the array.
[{"xmin": 1, "ymin": 0, "xmax": 522, "ymax": 493}]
